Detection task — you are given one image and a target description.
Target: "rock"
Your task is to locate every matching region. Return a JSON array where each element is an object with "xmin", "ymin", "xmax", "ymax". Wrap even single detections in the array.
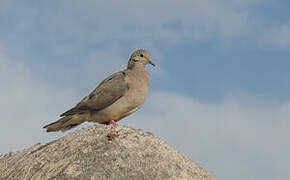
[{"xmin": 0, "ymin": 125, "xmax": 214, "ymax": 180}]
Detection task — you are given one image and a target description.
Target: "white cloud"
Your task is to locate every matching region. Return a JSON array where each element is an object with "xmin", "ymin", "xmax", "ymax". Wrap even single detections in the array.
[
  {"xmin": 124, "ymin": 91, "xmax": 290, "ymax": 180},
  {"xmin": 44, "ymin": 1, "xmax": 290, "ymax": 49},
  {"xmin": 44, "ymin": 0, "xmax": 252, "ymax": 43},
  {"xmin": 3, "ymin": 0, "xmax": 286, "ymax": 51},
  {"xmin": 0, "ymin": 54, "xmax": 78, "ymax": 153}
]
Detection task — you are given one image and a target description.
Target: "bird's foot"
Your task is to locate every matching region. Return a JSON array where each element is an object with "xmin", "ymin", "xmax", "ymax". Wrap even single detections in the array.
[
  {"xmin": 110, "ymin": 120, "xmax": 118, "ymax": 126},
  {"xmin": 105, "ymin": 120, "xmax": 118, "ymax": 126}
]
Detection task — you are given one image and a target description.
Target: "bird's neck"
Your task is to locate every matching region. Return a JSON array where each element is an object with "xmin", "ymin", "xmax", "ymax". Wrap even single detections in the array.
[
  {"xmin": 127, "ymin": 62, "xmax": 145, "ymax": 70},
  {"xmin": 127, "ymin": 63, "xmax": 149, "ymax": 78}
]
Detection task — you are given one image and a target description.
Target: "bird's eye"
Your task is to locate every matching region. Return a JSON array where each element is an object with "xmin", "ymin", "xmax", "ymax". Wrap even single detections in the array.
[{"xmin": 140, "ymin": 54, "xmax": 144, "ymax": 57}]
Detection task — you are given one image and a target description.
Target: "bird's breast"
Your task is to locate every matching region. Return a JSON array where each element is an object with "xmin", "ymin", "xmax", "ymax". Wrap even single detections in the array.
[
  {"xmin": 126, "ymin": 69, "xmax": 149, "ymax": 106},
  {"xmin": 92, "ymin": 68, "xmax": 150, "ymax": 123}
]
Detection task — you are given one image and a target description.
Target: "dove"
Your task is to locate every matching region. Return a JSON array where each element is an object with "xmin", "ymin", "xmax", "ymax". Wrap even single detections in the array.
[{"xmin": 43, "ymin": 49, "xmax": 155, "ymax": 132}]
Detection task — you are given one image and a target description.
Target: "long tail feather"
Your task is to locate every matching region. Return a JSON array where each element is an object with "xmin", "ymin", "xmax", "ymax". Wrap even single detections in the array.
[{"xmin": 43, "ymin": 116, "xmax": 81, "ymax": 132}]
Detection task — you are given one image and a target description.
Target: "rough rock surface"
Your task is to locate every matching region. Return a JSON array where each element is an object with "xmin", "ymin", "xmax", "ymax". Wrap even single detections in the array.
[{"xmin": 0, "ymin": 125, "xmax": 214, "ymax": 180}]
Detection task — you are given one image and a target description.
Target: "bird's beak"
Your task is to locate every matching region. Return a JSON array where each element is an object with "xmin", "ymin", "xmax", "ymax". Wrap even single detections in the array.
[{"xmin": 149, "ymin": 60, "xmax": 156, "ymax": 67}]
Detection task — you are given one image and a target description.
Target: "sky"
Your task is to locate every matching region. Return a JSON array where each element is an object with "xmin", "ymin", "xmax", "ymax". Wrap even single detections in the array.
[{"xmin": 0, "ymin": 0, "xmax": 290, "ymax": 179}]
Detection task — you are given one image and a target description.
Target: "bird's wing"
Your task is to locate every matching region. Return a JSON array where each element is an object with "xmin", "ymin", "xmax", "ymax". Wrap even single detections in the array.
[{"xmin": 61, "ymin": 71, "xmax": 128, "ymax": 116}]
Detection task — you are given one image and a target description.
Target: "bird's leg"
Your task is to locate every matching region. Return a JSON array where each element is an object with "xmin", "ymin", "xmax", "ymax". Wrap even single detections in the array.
[
  {"xmin": 105, "ymin": 120, "xmax": 118, "ymax": 126},
  {"xmin": 110, "ymin": 120, "xmax": 118, "ymax": 126}
]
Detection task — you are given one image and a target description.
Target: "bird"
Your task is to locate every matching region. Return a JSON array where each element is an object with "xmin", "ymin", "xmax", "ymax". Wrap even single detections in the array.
[{"xmin": 43, "ymin": 49, "xmax": 155, "ymax": 132}]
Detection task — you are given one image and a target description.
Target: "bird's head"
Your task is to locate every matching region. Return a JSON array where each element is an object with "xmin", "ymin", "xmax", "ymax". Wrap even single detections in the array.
[{"xmin": 128, "ymin": 49, "xmax": 155, "ymax": 69}]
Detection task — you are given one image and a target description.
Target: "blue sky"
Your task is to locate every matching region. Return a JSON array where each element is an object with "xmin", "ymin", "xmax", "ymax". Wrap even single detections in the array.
[{"xmin": 1, "ymin": 0, "xmax": 290, "ymax": 179}]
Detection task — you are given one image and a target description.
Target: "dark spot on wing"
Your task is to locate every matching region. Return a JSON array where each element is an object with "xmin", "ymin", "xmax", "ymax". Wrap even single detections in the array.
[
  {"xmin": 88, "ymin": 93, "xmax": 95, "ymax": 100},
  {"xmin": 107, "ymin": 77, "xmax": 114, "ymax": 81}
]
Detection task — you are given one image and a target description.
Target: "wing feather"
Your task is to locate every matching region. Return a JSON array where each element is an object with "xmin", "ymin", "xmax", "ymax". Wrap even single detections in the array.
[{"xmin": 60, "ymin": 71, "xmax": 128, "ymax": 116}]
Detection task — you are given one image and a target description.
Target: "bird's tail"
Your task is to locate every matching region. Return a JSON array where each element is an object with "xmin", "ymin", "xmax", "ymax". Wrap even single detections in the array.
[{"xmin": 43, "ymin": 115, "xmax": 85, "ymax": 132}]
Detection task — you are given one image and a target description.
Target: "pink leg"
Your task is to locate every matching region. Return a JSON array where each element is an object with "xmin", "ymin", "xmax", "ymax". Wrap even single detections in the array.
[
  {"xmin": 110, "ymin": 120, "xmax": 118, "ymax": 126},
  {"xmin": 104, "ymin": 120, "xmax": 118, "ymax": 126}
]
